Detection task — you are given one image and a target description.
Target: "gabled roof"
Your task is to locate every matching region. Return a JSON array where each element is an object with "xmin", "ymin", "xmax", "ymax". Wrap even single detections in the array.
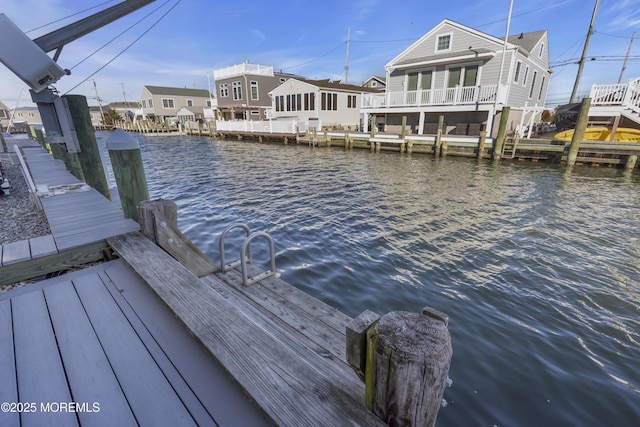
[
  {"xmin": 302, "ymin": 79, "xmax": 381, "ymax": 93},
  {"xmin": 143, "ymin": 85, "xmax": 212, "ymax": 98},
  {"xmin": 363, "ymin": 75, "xmax": 386, "ymax": 85},
  {"xmin": 507, "ymin": 30, "xmax": 547, "ymax": 56},
  {"xmin": 386, "ymin": 19, "xmax": 548, "ymax": 71}
]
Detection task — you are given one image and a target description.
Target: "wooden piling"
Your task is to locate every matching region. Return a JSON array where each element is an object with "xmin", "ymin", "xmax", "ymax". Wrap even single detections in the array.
[
  {"xmin": 492, "ymin": 106, "xmax": 510, "ymax": 160},
  {"xmin": 625, "ymin": 155, "xmax": 637, "ymax": 170},
  {"xmin": 567, "ymin": 98, "xmax": 592, "ymax": 167},
  {"xmin": 478, "ymin": 131, "xmax": 487, "ymax": 159},
  {"xmin": 435, "ymin": 115, "xmax": 444, "ymax": 157},
  {"xmin": 106, "ymin": 129, "xmax": 149, "ymax": 221},
  {"xmin": 401, "ymin": 116, "xmax": 407, "ymax": 139},
  {"xmin": 63, "ymin": 95, "xmax": 111, "ymax": 199},
  {"xmin": 347, "ymin": 308, "xmax": 452, "ymax": 427},
  {"xmin": 371, "ymin": 116, "xmax": 377, "ymax": 138}
]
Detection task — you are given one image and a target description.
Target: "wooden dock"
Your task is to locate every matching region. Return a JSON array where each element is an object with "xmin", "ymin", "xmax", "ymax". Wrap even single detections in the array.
[
  {"xmin": 1, "ymin": 144, "xmax": 139, "ymax": 286},
  {"xmin": 1, "ymin": 139, "xmax": 390, "ymax": 425}
]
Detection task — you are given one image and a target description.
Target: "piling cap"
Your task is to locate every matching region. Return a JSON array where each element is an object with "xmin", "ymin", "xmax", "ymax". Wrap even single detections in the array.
[{"xmin": 106, "ymin": 129, "xmax": 140, "ymax": 150}]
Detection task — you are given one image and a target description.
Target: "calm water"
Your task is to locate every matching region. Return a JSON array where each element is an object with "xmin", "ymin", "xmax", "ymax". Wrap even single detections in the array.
[{"xmin": 100, "ymin": 132, "xmax": 640, "ymax": 426}]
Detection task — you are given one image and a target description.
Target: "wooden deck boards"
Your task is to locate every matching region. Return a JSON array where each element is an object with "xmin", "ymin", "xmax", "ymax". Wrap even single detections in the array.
[
  {"xmin": 108, "ymin": 232, "xmax": 384, "ymax": 427},
  {"xmin": 0, "ymin": 260, "xmax": 269, "ymax": 427}
]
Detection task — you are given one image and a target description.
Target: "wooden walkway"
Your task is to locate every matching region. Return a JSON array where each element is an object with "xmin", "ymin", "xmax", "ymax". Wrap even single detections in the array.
[
  {"xmin": 0, "ymin": 144, "xmax": 139, "ymax": 285},
  {"xmin": 0, "ymin": 259, "xmax": 269, "ymax": 427}
]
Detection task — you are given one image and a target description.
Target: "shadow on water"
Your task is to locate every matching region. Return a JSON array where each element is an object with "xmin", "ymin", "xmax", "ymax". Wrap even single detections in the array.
[{"xmin": 98, "ymin": 132, "xmax": 640, "ymax": 426}]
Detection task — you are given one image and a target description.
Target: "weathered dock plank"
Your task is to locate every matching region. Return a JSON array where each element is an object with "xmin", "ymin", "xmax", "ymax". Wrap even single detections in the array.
[
  {"xmin": 101, "ymin": 261, "xmax": 269, "ymax": 426},
  {"xmin": 108, "ymin": 232, "xmax": 385, "ymax": 427},
  {"xmin": 29, "ymin": 234, "xmax": 58, "ymax": 258},
  {"xmin": 1, "ymin": 240, "xmax": 31, "ymax": 266},
  {"xmin": 43, "ymin": 281, "xmax": 138, "ymax": 427},
  {"xmin": 0, "ymin": 300, "xmax": 18, "ymax": 427},
  {"xmin": 12, "ymin": 290, "xmax": 78, "ymax": 426}
]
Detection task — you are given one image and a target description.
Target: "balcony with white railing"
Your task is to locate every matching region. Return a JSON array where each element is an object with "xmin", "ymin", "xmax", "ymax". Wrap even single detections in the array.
[
  {"xmin": 361, "ymin": 85, "xmax": 498, "ymax": 110},
  {"xmin": 213, "ymin": 63, "xmax": 274, "ymax": 80},
  {"xmin": 590, "ymin": 78, "xmax": 640, "ymax": 114}
]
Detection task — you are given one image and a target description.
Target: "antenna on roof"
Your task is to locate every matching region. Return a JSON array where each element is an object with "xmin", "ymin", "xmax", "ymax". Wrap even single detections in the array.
[{"xmin": 345, "ymin": 26, "xmax": 351, "ymax": 84}]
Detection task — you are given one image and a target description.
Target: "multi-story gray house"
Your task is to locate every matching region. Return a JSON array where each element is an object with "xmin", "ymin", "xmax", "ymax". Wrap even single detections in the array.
[
  {"xmin": 213, "ymin": 63, "xmax": 302, "ymax": 121},
  {"xmin": 138, "ymin": 86, "xmax": 214, "ymax": 122},
  {"xmin": 361, "ymin": 19, "xmax": 551, "ymax": 136},
  {"xmin": 362, "ymin": 76, "xmax": 386, "ymax": 91}
]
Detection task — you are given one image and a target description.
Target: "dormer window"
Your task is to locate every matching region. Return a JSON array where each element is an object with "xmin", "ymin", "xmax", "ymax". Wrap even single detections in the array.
[{"xmin": 436, "ymin": 34, "xmax": 452, "ymax": 52}]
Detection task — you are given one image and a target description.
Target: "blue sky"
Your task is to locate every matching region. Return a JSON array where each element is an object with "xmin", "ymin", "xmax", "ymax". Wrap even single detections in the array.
[{"xmin": 1, "ymin": 0, "xmax": 639, "ymax": 109}]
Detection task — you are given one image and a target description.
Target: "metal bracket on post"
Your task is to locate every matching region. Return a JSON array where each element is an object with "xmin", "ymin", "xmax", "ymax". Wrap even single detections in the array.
[{"xmin": 30, "ymin": 88, "xmax": 81, "ymax": 152}]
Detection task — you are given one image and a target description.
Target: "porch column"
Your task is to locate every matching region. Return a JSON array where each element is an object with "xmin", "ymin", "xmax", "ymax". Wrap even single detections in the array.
[
  {"xmin": 418, "ymin": 112, "xmax": 425, "ymax": 135},
  {"xmin": 362, "ymin": 112, "xmax": 369, "ymax": 133}
]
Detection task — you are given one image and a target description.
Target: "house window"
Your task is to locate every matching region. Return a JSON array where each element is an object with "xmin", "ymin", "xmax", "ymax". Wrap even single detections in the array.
[
  {"xmin": 280, "ymin": 78, "xmax": 286, "ymax": 83},
  {"xmin": 304, "ymin": 93, "xmax": 315, "ymax": 110},
  {"xmin": 275, "ymin": 95, "xmax": 283, "ymax": 112},
  {"xmin": 347, "ymin": 95, "xmax": 357, "ymax": 108},
  {"xmin": 463, "ymin": 65, "xmax": 478, "ymax": 87},
  {"xmin": 523, "ymin": 66, "xmax": 530, "ymax": 86},
  {"xmin": 28, "ymin": 112, "xmax": 35, "ymax": 118},
  {"xmin": 206, "ymin": 100, "xmax": 212, "ymax": 107},
  {"xmin": 142, "ymin": 100, "xmax": 147, "ymax": 108},
  {"xmin": 250, "ymin": 110, "xmax": 259, "ymax": 116},
  {"xmin": 321, "ymin": 93, "xmax": 338, "ymax": 110},
  {"xmin": 514, "ymin": 61, "xmax": 521, "ymax": 83},
  {"xmin": 0, "ymin": 110, "xmax": 7, "ymax": 118},
  {"xmin": 187, "ymin": 99, "xmax": 194, "ymax": 107},
  {"xmin": 148, "ymin": 99, "xmax": 153, "ymax": 108},
  {"xmin": 437, "ymin": 34, "xmax": 452, "ymax": 51},
  {"xmin": 529, "ymin": 71, "xmax": 538, "ymax": 98},
  {"xmin": 250, "ymin": 81, "xmax": 259, "ymax": 100},
  {"xmin": 296, "ymin": 94, "xmax": 302, "ymax": 111},
  {"xmin": 447, "ymin": 67, "xmax": 461, "ymax": 87},
  {"xmin": 421, "ymin": 71, "xmax": 433, "ymax": 90},
  {"xmin": 371, "ymin": 81, "xmax": 377, "ymax": 87},
  {"xmin": 17, "ymin": 113, "xmax": 23, "ymax": 118},
  {"xmin": 232, "ymin": 81, "xmax": 242, "ymax": 100},
  {"xmin": 219, "ymin": 83, "xmax": 229, "ymax": 97},
  {"xmin": 539, "ymin": 43, "xmax": 544, "ymax": 58},
  {"xmin": 538, "ymin": 76, "xmax": 546, "ymax": 100},
  {"xmin": 162, "ymin": 98, "xmax": 175, "ymax": 108},
  {"xmin": 407, "ymin": 72, "xmax": 419, "ymax": 91}
]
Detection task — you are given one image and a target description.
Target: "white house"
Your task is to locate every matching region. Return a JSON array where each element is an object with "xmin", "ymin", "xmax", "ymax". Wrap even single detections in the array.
[
  {"xmin": 361, "ymin": 19, "xmax": 551, "ymax": 136},
  {"xmin": 269, "ymin": 78, "xmax": 380, "ymax": 131}
]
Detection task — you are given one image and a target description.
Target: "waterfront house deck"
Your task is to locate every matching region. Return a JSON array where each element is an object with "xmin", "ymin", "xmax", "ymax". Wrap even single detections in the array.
[{"xmin": 361, "ymin": 84, "xmax": 498, "ymax": 110}]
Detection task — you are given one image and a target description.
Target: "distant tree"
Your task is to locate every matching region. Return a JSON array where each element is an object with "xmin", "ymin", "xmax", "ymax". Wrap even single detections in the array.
[
  {"xmin": 102, "ymin": 108, "xmax": 121, "ymax": 126},
  {"xmin": 541, "ymin": 109, "xmax": 553, "ymax": 123}
]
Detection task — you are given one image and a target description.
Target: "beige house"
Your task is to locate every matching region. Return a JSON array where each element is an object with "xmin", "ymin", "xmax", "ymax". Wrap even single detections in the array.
[
  {"xmin": 269, "ymin": 78, "xmax": 380, "ymax": 130},
  {"xmin": 138, "ymin": 86, "xmax": 214, "ymax": 122}
]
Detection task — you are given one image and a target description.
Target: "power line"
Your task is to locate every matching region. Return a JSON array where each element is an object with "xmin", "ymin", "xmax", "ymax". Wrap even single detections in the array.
[
  {"xmin": 285, "ymin": 42, "xmax": 346, "ymax": 70},
  {"xmin": 68, "ymin": 0, "xmax": 172, "ymax": 71},
  {"xmin": 25, "ymin": 0, "xmax": 117, "ymax": 33},
  {"xmin": 64, "ymin": 0, "xmax": 182, "ymax": 95}
]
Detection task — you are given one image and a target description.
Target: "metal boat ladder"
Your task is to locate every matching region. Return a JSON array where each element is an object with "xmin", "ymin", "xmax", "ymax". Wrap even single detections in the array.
[{"xmin": 218, "ymin": 223, "xmax": 276, "ymax": 286}]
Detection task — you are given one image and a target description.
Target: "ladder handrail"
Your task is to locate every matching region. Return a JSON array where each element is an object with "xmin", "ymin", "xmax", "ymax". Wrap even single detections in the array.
[
  {"xmin": 219, "ymin": 223, "xmax": 252, "ymax": 271},
  {"xmin": 240, "ymin": 232, "xmax": 276, "ymax": 286}
]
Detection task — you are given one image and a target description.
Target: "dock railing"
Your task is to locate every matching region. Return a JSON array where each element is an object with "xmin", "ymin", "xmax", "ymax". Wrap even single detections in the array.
[
  {"xmin": 590, "ymin": 78, "xmax": 640, "ymax": 114},
  {"xmin": 362, "ymin": 85, "xmax": 497, "ymax": 109},
  {"xmin": 215, "ymin": 119, "xmax": 311, "ymax": 134}
]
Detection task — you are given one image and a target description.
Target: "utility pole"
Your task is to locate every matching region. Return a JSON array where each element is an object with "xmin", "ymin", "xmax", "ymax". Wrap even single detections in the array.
[
  {"xmin": 92, "ymin": 79, "xmax": 105, "ymax": 125},
  {"xmin": 570, "ymin": 0, "xmax": 600, "ymax": 103},
  {"xmin": 618, "ymin": 31, "xmax": 635, "ymax": 83},
  {"xmin": 345, "ymin": 26, "xmax": 351, "ymax": 84}
]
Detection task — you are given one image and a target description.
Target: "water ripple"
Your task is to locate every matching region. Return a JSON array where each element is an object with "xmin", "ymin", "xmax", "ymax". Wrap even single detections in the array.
[{"xmin": 98, "ymin": 133, "xmax": 640, "ymax": 426}]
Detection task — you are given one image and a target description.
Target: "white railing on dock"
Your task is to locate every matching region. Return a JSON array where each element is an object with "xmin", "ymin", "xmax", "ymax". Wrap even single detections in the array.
[
  {"xmin": 590, "ymin": 78, "xmax": 640, "ymax": 114},
  {"xmin": 215, "ymin": 119, "xmax": 314, "ymax": 134},
  {"xmin": 361, "ymin": 85, "xmax": 497, "ymax": 109}
]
